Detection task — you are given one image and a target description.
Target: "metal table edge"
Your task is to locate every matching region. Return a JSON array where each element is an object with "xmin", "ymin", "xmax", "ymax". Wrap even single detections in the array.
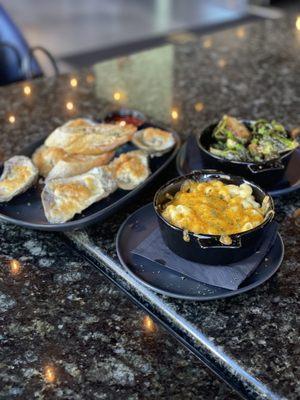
[{"xmin": 62, "ymin": 231, "xmax": 281, "ymax": 400}]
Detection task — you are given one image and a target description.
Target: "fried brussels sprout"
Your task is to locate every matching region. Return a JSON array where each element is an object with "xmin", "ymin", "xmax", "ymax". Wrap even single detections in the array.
[{"xmin": 210, "ymin": 116, "xmax": 298, "ymax": 162}]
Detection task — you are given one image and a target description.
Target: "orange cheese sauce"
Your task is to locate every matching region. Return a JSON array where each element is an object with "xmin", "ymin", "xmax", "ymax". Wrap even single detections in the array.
[
  {"xmin": 162, "ymin": 180, "xmax": 265, "ymax": 235},
  {"xmin": 0, "ymin": 165, "xmax": 32, "ymax": 193}
]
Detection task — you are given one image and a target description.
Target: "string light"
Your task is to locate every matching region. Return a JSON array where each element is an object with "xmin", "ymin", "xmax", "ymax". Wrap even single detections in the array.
[
  {"xmin": 217, "ymin": 58, "xmax": 227, "ymax": 68},
  {"xmin": 8, "ymin": 115, "xmax": 16, "ymax": 124},
  {"xmin": 86, "ymin": 74, "xmax": 95, "ymax": 83},
  {"xmin": 171, "ymin": 109, "xmax": 179, "ymax": 120},
  {"xmin": 203, "ymin": 38, "xmax": 212, "ymax": 48},
  {"xmin": 236, "ymin": 27, "xmax": 246, "ymax": 38},
  {"xmin": 44, "ymin": 365, "xmax": 56, "ymax": 383},
  {"xmin": 113, "ymin": 91, "xmax": 121, "ymax": 101},
  {"xmin": 70, "ymin": 78, "xmax": 78, "ymax": 88},
  {"xmin": 23, "ymin": 85, "xmax": 31, "ymax": 96},
  {"xmin": 9, "ymin": 259, "xmax": 21, "ymax": 275},
  {"xmin": 66, "ymin": 101, "xmax": 74, "ymax": 111},
  {"xmin": 194, "ymin": 102, "xmax": 204, "ymax": 112},
  {"xmin": 143, "ymin": 316, "xmax": 156, "ymax": 333}
]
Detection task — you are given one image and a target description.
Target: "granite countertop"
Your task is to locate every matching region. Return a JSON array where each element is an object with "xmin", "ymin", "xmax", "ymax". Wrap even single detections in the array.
[{"xmin": 0, "ymin": 13, "xmax": 300, "ymax": 400}]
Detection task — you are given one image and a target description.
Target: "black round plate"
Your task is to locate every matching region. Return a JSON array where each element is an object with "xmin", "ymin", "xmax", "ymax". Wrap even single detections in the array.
[
  {"xmin": 176, "ymin": 135, "xmax": 300, "ymax": 197},
  {"xmin": 0, "ymin": 127, "xmax": 180, "ymax": 231},
  {"xmin": 116, "ymin": 203, "xmax": 284, "ymax": 300}
]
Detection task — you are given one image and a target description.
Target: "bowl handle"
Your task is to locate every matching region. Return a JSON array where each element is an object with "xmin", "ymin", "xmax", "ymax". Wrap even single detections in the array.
[
  {"xmin": 247, "ymin": 159, "xmax": 284, "ymax": 174},
  {"xmin": 197, "ymin": 236, "xmax": 242, "ymax": 249}
]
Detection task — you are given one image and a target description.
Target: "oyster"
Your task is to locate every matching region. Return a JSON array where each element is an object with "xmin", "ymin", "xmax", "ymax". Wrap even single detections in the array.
[
  {"xmin": 32, "ymin": 145, "xmax": 67, "ymax": 177},
  {"xmin": 63, "ymin": 118, "xmax": 97, "ymax": 128},
  {"xmin": 45, "ymin": 123, "xmax": 137, "ymax": 155},
  {"xmin": 41, "ymin": 166, "xmax": 117, "ymax": 223},
  {"xmin": 0, "ymin": 156, "xmax": 38, "ymax": 202},
  {"xmin": 132, "ymin": 127, "xmax": 175, "ymax": 156},
  {"xmin": 46, "ymin": 151, "xmax": 115, "ymax": 181},
  {"xmin": 109, "ymin": 150, "xmax": 150, "ymax": 190}
]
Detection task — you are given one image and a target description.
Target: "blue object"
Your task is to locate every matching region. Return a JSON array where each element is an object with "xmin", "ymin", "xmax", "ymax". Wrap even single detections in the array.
[{"xmin": 0, "ymin": 5, "xmax": 43, "ymax": 85}]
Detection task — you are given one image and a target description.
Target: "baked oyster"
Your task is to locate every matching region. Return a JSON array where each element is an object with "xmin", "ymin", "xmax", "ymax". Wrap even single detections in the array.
[
  {"xmin": 45, "ymin": 123, "xmax": 137, "ymax": 155},
  {"xmin": 46, "ymin": 151, "xmax": 115, "ymax": 181},
  {"xmin": 109, "ymin": 150, "xmax": 150, "ymax": 190},
  {"xmin": 62, "ymin": 118, "xmax": 97, "ymax": 129},
  {"xmin": 41, "ymin": 166, "xmax": 117, "ymax": 223},
  {"xmin": 32, "ymin": 145, "xmax": 67, "ymax": 177},
  {"xmin": 132, "ymin": 127, "xmax": 175, "ymax": 156},
  {"xmin": 0, "ymin": 156, "xmax": 38, "ymax": 202}
]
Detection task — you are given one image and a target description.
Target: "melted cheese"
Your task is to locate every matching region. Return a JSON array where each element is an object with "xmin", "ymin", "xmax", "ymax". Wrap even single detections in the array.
[
  {"xmin": 162, "ymin": 180, "xmax": 266, "ymax": 235},
  {"xmin": 142, "ymin": 128, "xmax": 174, "ymax": 149},
  {"xmin": 49, "ymin": 176, "xmax": 101, "ymax": 219},
  {"xmin": 110, "ymin": 150, "xmax": 149, "ymax": 190},
  {"xmin": 0, "ymin": 165, "xmax": 32, "ymax": 194}
]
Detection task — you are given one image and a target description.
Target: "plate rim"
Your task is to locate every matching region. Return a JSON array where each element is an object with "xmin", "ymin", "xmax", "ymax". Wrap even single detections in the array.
[
  {"xmin": 116, "ymin": 202, "xmax": 284, "ymax": 301},
  {"xmin": 176, "ymin": 136, "xmax": 300, "ymax": 197},
  {"xmin": 0, "ymin": 130, "xmax": 181, "ymax": 231}
]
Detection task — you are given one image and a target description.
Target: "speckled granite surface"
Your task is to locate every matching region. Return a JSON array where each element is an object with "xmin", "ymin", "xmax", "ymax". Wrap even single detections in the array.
[
  {"xmin": 0, "ymin": 13, "xmax": 299, "ymax": 400},
  {"xmin": 0, "ymin": 223, "xmax": 238, "ymax": 400}
]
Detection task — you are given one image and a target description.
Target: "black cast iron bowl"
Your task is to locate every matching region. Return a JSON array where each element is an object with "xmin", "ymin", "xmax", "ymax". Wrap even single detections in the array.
[
  {"xmin": 197, "ymin": 120, "xmax": 296, "ymax": 188},
  {"xmin": 153, "ymin": 170, "xmax": 276, "ymax": 265}
]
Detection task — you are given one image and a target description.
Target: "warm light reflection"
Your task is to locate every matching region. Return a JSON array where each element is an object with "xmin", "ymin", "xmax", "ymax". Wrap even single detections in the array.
[
  {"xmin": 171, "ymin": 109, "xmax": 179, "ymax": 120},
  {"xmin": 66, "ymin": 101, "xmax": 74, "ymax": 111},
  {"xmin": 113, "ymin": 91, "xmax": 121, "ymax": 101},
  {"xmin": 44, "ymin": 365, "xmax": 56, "ymax": 383},
  {"xmin": 194, "ymin": 102, "xmax": 204, "ymax": 112},
  {"xmin": 119, "ymin": 120, "xmax": 126, "ymax": 126},
  {"xmin": 296, "ymin": 16, "xmax": 300, "ymax": 31},
  {"xmin": 8, "ymin": 115, "xmax": 16, "ymax": 124},
  {"xmin": 23, "ymin": 85, "xmax": 31, "ymax": 96},
  {"xmin": 217, "ymin": 58, "xmax": 227, "ymax": 68},
  {"xmin": 86, "ymin": 74, "xmax": 95, "ymax": 83},
  {"xmin": 203, "ymin": 38, "xmax": 212, "ymax": 49},
  {"xmin": 70, "ymin": 78, "xmax": 78, "ymax": 88},
  {"xmin": 143, "ymin": 315, "xmax": 156, "ymax": 333},
  {"xmin": 9, "ymin": 259, "xmax": 22, "ymax": 276},
  {"xmin": 236, "ymin": 27, "xmax": 246, "ymax": 39}
]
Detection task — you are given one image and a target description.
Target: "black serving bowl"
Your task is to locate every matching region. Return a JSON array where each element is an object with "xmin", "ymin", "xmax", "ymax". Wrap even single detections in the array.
[
  {"xmin": 197, "ymin": 121, "xmax": 295, "ymax": 188},
  {"xmin": 154, "ymin": 170, "xmax": 275, "ymax": 265}
]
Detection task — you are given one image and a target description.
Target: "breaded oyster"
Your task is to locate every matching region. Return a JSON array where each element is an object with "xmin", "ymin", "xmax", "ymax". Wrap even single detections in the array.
[
  {"xmin": 45, "ymin": 123, "xmax": 137, "ymax": 155},
  {"xmin": 109, "ymin": 150, "xmax": 150, "ymax": 190},
  {"xmin": 46, "ymin": 151, "xmax": 115, "ymax": 181},
  {"xmin": 132, "ymin": 127, "xmax": 175, "ymax": 155},
  {"xmin": 32, "ymin": 145, "xmax": 67, "ymax": 177},
  {"xmin": 62, "ymin": 118, "xmax": 97, "ymax": 129},
  {"xmin": 0, "ymin": 156, "xmax": 38, "ymax": 202},
  {"xmin": 41, "ymin": 166, "xmax": 117, "ymax": 223}
]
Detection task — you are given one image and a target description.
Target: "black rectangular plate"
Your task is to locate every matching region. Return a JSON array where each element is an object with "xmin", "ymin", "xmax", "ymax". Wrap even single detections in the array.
[{"xmin": 0, "ymin": 122, "xmax": 180, "ymax": 231}]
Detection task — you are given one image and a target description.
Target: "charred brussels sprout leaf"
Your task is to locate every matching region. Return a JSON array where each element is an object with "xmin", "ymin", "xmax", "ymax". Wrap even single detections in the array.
[{"xmin": 210, "ymin": 116, "xmax": 298, "ymax": 162}]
